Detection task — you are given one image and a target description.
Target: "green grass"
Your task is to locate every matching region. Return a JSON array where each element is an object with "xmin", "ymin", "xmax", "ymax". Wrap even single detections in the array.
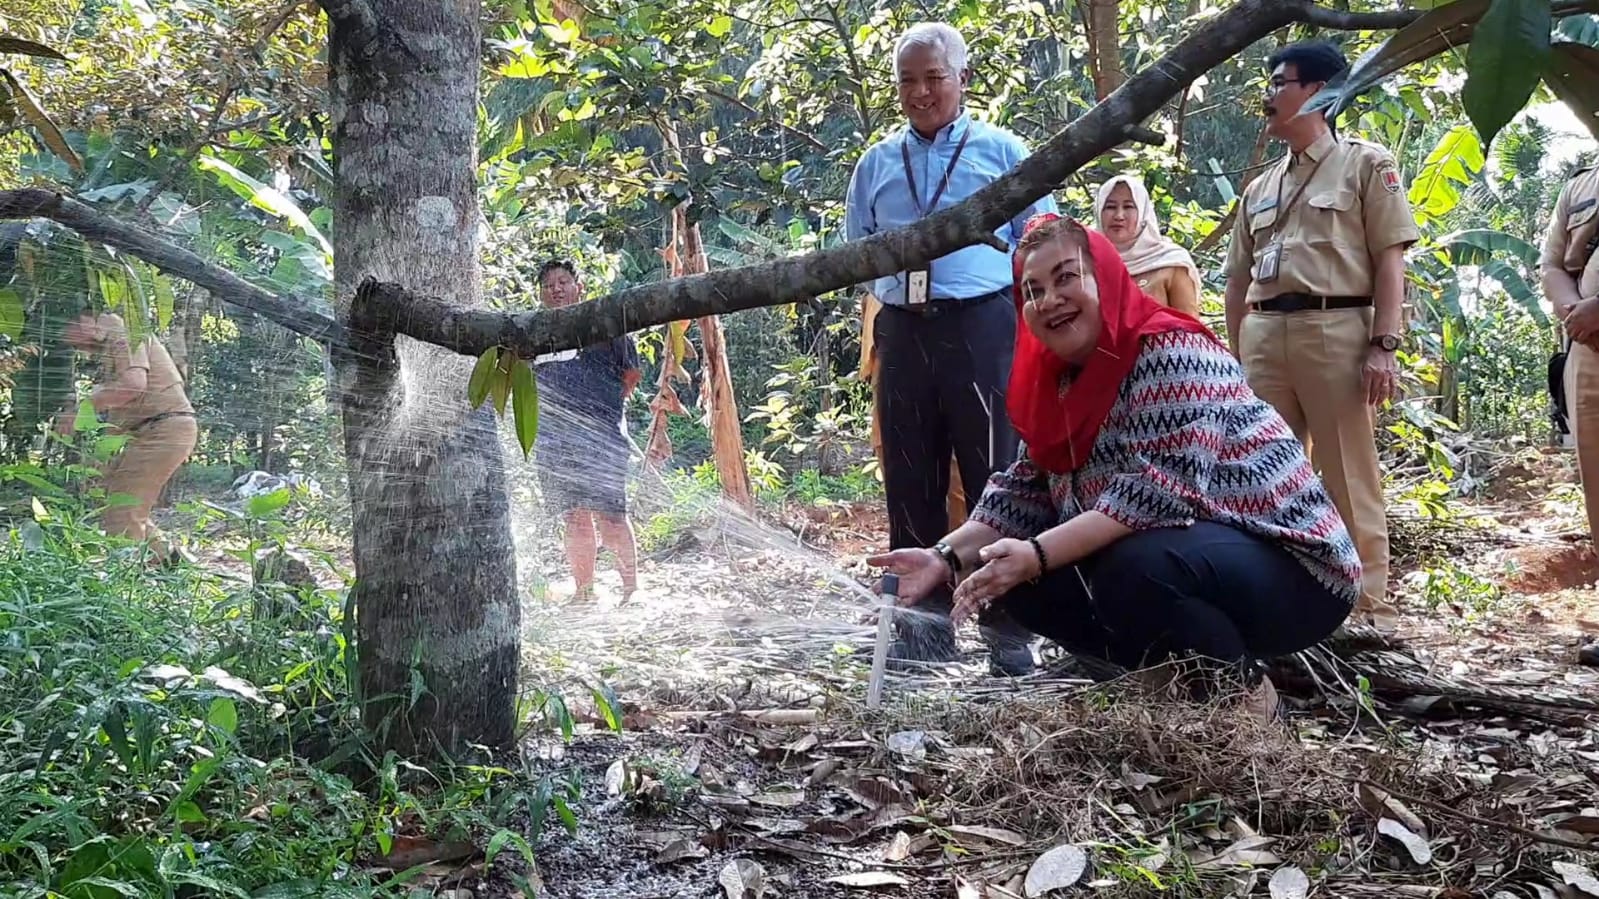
[{"xmin": 0, "ymin": 511, "xmax": 568, "ymax": 898}]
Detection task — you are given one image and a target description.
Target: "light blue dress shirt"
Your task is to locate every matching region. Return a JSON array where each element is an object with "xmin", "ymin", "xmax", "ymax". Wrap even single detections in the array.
[{"xmin": 844, "ymin": 111, "xmax": 1058, "ymax": 305}]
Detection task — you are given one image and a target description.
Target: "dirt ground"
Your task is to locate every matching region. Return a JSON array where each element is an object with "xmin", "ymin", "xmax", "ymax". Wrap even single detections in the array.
[
  {"xmin": 175, "ymin": 448, "xmax": 1599, "ymax": 897},
  {"xmin": 480, "ymin": 450, "xmax": 1599, "ymax": 899}
]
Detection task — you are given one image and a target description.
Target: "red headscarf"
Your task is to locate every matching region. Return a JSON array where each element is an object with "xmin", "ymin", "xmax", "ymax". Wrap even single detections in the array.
[{"xmin": 1006, "ymin": 213, "xmax": 1222, "ymax": 474}]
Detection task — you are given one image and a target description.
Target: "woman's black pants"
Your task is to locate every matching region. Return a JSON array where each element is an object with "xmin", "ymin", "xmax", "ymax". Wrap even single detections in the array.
[{"xmin": 999, "ymin": 521, "xmax": 1351, "ymax": 677}]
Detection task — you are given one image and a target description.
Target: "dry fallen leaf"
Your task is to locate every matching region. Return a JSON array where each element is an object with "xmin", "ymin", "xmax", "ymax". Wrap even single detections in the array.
[
  {"xmin": 947, "ymin": 824, "xmax": 1026, "ymax": 847},
  {"xmin": 1554, "ymin": 860, "xmax": 1599, "ymax": 897},
  {"xmin": 750, "ymin": 789, "xmax": 806, "ymax": 809},
  {"xmin": 374, "ymin": 835, "xmax": 476, "ymax": 870},
  {"xmin": 654, "ymin": 839, "xmax": 709, "ymax": 864},
  {"xmin": 719, "ymin": 858, "xmax": 766, "ymax": 899},
  {"xmin": 1194, "ymin": 836, "xmax": 1281, "ymax": 869},
  {"xmin": 605, "ymin": 759, "xmax": 631, "ymax": 797},
  {"xmin": 886, "ymin": 730, "xmax": 927, "ymax": 759},
  {"xmin": 1024, "ymin": 844, "xmax": 1088, "ymax": 896},
  {"xmin": 1268, "ymin": 865, "xmax": 1310, "ymax": 899},
  {"xmin": 1377, "ymin": 817, "xmax": 1433, "ymax": 865},
  {"xmin": 1356, "ymin": 783, "xmax": 1429, "ymax": 837},
  {"xmin": 955, "ymin": 877, "xmax": 984, "ymax": 899},
  {"xmin": 825, "ymin": 871, "xmax": 910, "ymax": 889}
]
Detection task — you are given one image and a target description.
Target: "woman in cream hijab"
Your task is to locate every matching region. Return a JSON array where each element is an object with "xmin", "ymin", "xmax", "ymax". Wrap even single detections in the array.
[{"xmin": 1095, "ymin": 174, "xmax": 1202, "ymax": 315}]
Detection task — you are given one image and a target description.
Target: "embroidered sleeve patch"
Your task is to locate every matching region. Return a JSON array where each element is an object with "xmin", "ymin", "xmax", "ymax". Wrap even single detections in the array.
[{"xmin": 1379, "ymin": 165, "xmax": 1401, "ymax": 193}]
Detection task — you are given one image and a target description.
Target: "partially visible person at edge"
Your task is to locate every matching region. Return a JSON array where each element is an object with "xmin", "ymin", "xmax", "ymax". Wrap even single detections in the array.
[
  {"xmin": 532, "ymin": 259, "xmax": 644, "ymax": 602},
  {"xmin": 1543, "ymin": 162, "xmax": 1599, "ymax": 540},
  {"xmin": 1222, "ymin": 39, "xmax": 1419, "ymax": 631},
  {"xmin": 869, "ymin": 215, "xmax": 1359, "ymax": 719},
  {"xmin": 54, "ymin": 310, "xmax": 197, "ymax": 562},
  {"xmin": 844, "ymin": 21, "xmax": 1058, "ymax": 676},
  {"xmin": 1095, "ymin": 174, "xmax": 1202, "ymax": 315}
]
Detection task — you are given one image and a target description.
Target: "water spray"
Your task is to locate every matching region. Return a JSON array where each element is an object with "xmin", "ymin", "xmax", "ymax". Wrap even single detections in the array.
[{"xmin": 867, "ymin": 572, "xmax": 896, "ymax": 708}]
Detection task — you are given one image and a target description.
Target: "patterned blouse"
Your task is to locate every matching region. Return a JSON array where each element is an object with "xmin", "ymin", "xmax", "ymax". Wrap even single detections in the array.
[{"xmin": 971, "ymin": 331, "xmax": 1361, "ymax": 604}]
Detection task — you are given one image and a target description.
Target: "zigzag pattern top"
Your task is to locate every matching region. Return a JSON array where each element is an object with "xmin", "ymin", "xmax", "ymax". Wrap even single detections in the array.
[{"xmin": 970, "ymin": 331, "xmax": 1361, "ymax": 605}]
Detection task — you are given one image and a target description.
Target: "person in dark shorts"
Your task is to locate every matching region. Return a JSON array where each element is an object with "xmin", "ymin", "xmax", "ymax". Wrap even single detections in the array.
[{"xmin": 534, "ymin": 259, "xmax": 644, "ymax": 601}]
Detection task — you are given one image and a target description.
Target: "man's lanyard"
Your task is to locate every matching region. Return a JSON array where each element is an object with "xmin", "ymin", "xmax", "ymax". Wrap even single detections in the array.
[
  {"xmin": 901, "ymin": 126, "xmax": 971, "ymax": 219},
  {"xmin": 1265, "ymin": 152, "xmax": 1328, "ymax": 243}
]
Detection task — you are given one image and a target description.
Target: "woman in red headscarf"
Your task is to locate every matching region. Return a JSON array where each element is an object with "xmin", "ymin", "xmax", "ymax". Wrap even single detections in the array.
[{"xmin": 868, "ymin": 214, "xmax": 1358, "ymax": 717}]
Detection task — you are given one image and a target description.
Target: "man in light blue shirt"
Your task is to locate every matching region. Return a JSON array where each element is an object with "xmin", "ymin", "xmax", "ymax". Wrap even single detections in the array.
[{"xmin": 847, "ymin": 22, "xmax": 1057, "ymax": 677}]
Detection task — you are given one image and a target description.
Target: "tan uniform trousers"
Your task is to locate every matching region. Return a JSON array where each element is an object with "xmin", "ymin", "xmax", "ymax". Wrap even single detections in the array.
[
  {"xmin": 1240, "ymin": 307, "xmax": 1391, "ymax": 617},
  {"xmin": 100, "ymin": 415, "xmax": 198, "ymax": 554},
  {"xmin": 1564, "ymin": 341, "xmax": 1599, "ymax": 541}
]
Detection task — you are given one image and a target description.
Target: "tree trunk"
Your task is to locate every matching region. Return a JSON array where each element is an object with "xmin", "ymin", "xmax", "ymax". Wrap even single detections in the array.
[
  {"xmin": 327, "ymin": 0, "xmax": 520, "ymax": 758},
  {"xmin": 1084, "ymin": 0, "xmax": 1125, "ymax": 101},
  {"xmin": 668, "ymin": 202, "xmax": 753, "ymax": 508},
  {"xmin": 653, "ymin": 122, "xmax": 752, "ymax": 508}
]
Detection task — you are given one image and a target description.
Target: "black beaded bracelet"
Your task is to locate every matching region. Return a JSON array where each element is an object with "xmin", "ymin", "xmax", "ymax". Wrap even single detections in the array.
[
  {"xmin": 1027, "ymin": 536, "xmax": 1048, "ymax": 583},
  {"xmin": 933, "ymin": 541, "xmax": 963, "ymax": 574}
]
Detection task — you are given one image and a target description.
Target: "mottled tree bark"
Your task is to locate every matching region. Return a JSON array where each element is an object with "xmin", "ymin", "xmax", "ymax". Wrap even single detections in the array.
[{"xmin": 326, "ymin": 0, "xmax": 519, "ymax": 757}]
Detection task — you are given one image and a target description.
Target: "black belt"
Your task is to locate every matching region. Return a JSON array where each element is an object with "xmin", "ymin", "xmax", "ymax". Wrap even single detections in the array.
[
  {"xmin": 882, "ymin": 289, "xmax": 1006, "ymax": 317},
  {"xmin": 1251, "ymin": 293, "xmax": 1372, "ymax": 313},
  {"xmin": 131, "ymin": 411, "xmax": 196, "ymax": 431}
]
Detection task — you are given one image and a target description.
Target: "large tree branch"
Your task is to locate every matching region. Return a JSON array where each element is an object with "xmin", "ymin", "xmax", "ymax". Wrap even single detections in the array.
[
  {"xmin": 0, "ymin": 0, "xmax": 1453, "ymax": 364},
  {"xmin": 0, "ymin": 189, "xmax": 340, "ymax": 346},
  {"xmin": 355, "ymin": 0, "xmax": 1425, "ymax": 359}
]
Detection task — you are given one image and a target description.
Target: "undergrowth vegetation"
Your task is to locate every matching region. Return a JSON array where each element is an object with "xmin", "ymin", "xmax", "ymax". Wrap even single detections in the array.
[{"xmin": 0, "ymin": 506, "xmax": 593, "ymax": 898}]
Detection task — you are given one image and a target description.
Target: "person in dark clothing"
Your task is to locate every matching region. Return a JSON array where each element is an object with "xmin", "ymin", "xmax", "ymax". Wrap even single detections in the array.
[
  {"xmin": 534, "ymin": 259, "xmax": 643, "ymax": 601},
  {"xmin": 843, "ymin": 22, "xmax": 1058, "ymax": 676}
]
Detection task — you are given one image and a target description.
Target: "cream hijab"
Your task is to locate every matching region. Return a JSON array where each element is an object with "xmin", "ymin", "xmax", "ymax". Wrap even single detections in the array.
[{"xmin": 1094, "ymin": 175, "xmax": 1201, "ymax": 289}]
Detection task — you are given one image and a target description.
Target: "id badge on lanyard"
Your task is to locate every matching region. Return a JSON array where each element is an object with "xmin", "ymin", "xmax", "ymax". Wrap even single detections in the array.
[{"xmin": 900, "ymin": 129, "xmax": 970, "ymax": 304}]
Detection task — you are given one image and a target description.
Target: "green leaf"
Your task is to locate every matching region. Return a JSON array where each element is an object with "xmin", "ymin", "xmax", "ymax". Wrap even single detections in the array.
[
  {"xmin": 468, "ymin": 347, "xmax": 499, "ymax": 410},
  {"xmin": 0, "ymin": 287, "xmax": 23, "ymax": 340},
  {"xmin": 151, "ymin": 275, "xmax": 175, "ymax": 330},
  {"xmin": 245, "ymin": 487, "xmax": 292, "ymax": 519},
  {"xmin": 197, "ymin": 155, "xmax": 332, "ymax": 254},
  {"xmin": 207, "ymin": 697, "xmax": 238, "ymax": 736},
  {"xmin": 102, "ymin": 706, "xmax": 134, "ymax": 772},
  {"xmin": 1461, "ymin": 0, "xmax": 1552, "ymax": 148},
  {"xmin": 1304, "ymin": 0, "xmax": 1492, "ymax": 119},
  {"xmin": 491, "ymin": 358, "xmax": 513, "ymax": 416},
  {"xmin": 552, "ymin": 795, "xmax": 579, "ymax": 834},
  {"xmin": 0, "ymin": 67, "xmax": 82, "ymax": 171},
  {"xmin": 0, "ymin": 36, "xmax": 68, "ymax": 59},
  {"xmin": 707, "ymin": 15, "xmax": 733, "ymax": 38},
  {"xmin": 1440, "ymin": 228, "xmax": 1539, "ymax": 267},
  {"xmin": 510, "ymin": 357, "xmax": 540, "ymax": 456},
  {"xmin": 173, "ymin": 800, "xmax": 207, "ymax": 824},
  {"xmin": 1481, "ymin": 258, "xmax": 1547, "ymax": 323},
  {"xmin": 589, "ymin": 681, "xmax": 623, "ymax": 733},
  {"xmin": 1409, "ymin": 125, "xmax": 1484, "ymax": 224}
]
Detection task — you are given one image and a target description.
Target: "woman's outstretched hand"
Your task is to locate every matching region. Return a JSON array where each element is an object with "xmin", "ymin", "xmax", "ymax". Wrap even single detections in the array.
[
  {"xmin": 864, "ymin": 547, "xmax": 949, "ymax": 606},
  {"xmin": 952, "ymin": 538, "xmax": 1040, "ymax": 625}
]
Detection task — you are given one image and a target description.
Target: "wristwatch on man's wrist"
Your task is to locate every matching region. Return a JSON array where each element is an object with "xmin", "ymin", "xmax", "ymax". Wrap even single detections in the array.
[
  {"xmin": 1369, "ymin": 333, "xmax": 1401, "ymax": 352},
  {"xmin": 932, "ymin": 541, "xmax": 962, "ymax": 575}
]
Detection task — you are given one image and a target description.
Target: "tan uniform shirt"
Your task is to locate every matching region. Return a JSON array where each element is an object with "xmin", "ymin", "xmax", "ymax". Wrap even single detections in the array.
[
  {"xmin": 106, "ymin": 337, "xmax": 194, "ymax": 430},
  {"xmin": 1540, "ymin": 166, "xmax": 1599, "ymax": 298},
  {"xmin": 1225, "ymin": 131, "xmax": 1420, "ymax": 301}
]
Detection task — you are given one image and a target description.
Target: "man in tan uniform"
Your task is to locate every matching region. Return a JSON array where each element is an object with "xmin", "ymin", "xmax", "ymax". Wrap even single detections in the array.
[
  {"xmin": 56, "ymin": 311, "xmax": 198, "ymax": 558},
  {"xmin": 1541, "ymin": 163, "xmax": 1599, "ymax": 543},
  {"xmin": 1224, "ymin": 40, "xmax": 1420, "ymax": 628}
]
